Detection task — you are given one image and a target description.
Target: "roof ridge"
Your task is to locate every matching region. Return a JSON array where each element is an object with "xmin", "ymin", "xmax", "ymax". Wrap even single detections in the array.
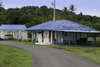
[{"xmin": 52, "ymin": 20, "xmax": 66, "ymax": 30}]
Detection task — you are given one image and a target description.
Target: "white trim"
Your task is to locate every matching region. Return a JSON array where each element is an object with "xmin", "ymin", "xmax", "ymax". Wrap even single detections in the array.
[{"xmin": 55, "ymin": 30, "xmax": 100, "ymax": 33}]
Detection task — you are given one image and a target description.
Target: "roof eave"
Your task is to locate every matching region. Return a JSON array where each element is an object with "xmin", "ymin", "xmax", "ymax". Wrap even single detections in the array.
[{"xmin": 54, "ymin": 30, "xmax": 100, "ymax": 33}]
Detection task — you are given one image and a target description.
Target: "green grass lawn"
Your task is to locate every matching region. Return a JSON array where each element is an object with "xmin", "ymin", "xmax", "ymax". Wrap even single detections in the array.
[
  {"xmin": 0, "ymin": 44, "xmax": 33, "ymax": 67},
  {"xmin": 88, "ymin": 37, "xmax": 100, "ymax": 41}
]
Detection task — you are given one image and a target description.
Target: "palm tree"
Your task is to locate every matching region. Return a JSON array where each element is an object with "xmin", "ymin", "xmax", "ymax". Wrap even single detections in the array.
[
  {"xmin": 63, "ymin": 7, "xmax": 69, "ymax": 17},
  {"xmin": 63, "ymin": 7, "xmax": 68, "ymax": 13},
  {"xmin": 69, "ymin": 4, "xmax": 76, "ymax": 12}
]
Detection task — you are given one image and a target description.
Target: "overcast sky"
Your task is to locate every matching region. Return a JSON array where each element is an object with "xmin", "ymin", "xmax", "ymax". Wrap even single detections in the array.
[{"xmin": 2, "ymin": 0, "xmax": 100, "ymax": 17}]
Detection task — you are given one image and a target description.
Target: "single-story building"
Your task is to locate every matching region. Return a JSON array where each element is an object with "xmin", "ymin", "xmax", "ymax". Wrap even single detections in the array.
[
  {"xmin": 25, "ymin": 20, "xmax": 100, "ymax": 46},
  {"xmin": 0, "ymin": 24, "xmax": 28, "ymax": 40}
]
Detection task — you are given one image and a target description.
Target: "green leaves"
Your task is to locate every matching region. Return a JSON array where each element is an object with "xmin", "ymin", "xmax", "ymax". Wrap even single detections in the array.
[{"xmin": 69, "ymin": 4, "xmax": 77, "ymax": 12}]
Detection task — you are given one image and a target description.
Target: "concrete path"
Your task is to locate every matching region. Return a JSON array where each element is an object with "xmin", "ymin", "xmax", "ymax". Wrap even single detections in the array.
[{"xmin": 0, "ymin": 41, "xmax": 100, "ymax": 67}]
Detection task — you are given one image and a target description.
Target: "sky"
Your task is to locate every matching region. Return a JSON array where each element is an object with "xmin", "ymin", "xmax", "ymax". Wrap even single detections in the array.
[{"xmin": 2, "ymin": 0, "xmax": 100, "ymax": 17}]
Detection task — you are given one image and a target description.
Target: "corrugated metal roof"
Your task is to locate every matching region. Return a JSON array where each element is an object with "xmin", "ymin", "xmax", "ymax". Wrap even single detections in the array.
[
  {"xmin": 26, "ymin": 20, "xmax": 97, "ymax": 32},
  {"xmin": 0, "ymin": 24, "xmax": 25, "ymax": 30}
]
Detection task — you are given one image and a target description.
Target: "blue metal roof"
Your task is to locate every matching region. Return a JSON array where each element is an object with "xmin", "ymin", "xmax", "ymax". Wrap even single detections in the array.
[
  {"xmin": 0, "ymin": 24, "xmax": 25, "ymax": 30},
  {"xmin": 26, "ymin": 20, "xmax": 97, "ymax": 32}
]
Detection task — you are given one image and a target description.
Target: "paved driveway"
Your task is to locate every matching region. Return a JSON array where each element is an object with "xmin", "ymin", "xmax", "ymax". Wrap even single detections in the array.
[{"xmin": 0, "ymin": 41, "xmax": 100, "ymax": 67}]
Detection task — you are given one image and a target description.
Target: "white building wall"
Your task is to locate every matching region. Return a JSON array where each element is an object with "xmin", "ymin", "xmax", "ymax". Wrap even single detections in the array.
[
  {"xmin": 1, "ymin": 30, "xmax": 6, "ymax": 38},
  {"xmin": 36, "ymin": 31, "xmax": 52, "ymax": 45},
  {"xmin": 37, "ymin": 31, "xmax": 42, "ymax": 43},
  {"xmin": 17, "ymin": 30, "xmax": 21, "ymax": 40},
  {"xmin": 24, "ymin": 31, "xmax": 28, "ymax": 40},
  {"xmin": 51, "ymin": 31, "xmax": 52, "ymax": 44},
  {"xmin": 22, "ymin": 27, "xmax": 28, "ymax": 40},
  {"xmin": 17, "ymin": 30, "xmax": 28, "ymax": 40},
  {"xmin": 57, "ymin": 32, "xmax": 62, "ymax": 43},
  {"xmin": 14, "ymin": 30, "xmax": 18, "ymax": 39},
  {"xmin": 0, "ymin": 30, "xmax": 28, "ymax": 40},
  {"xmin": 44, "ymin": 31, "xmax": 49, "ymax": 43},
  {"xmin": 1, "ymin": 30, "xmax": 4, "ymax": 38}
]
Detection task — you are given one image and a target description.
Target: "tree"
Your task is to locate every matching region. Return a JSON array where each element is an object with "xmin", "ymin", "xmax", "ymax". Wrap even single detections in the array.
[
  {"xmin": 48, "ymin": 7, "xmax": 53, "ymax": 15},
  {"xmin": 69, "ymin": 4, "xmax": 76, "ymax": 12},
  {"xmin": 40, "ymin": 5, "xmax": 49, "ymax": 18},
  {"xmin": 6, "ymin": 8, "xmax": 23, "ymax": 24},
  {"xmin": 0, "ymin": 12, "xmax": 5, "ymax": 25},
  {"xmin": 63, "ymin": 7, "xmax": 69, "ymax": 17},
  {"xmin": 35, "ymin": 8, "xmax": 42, "ymax": 16},
  {"xmin": 20, "ymin": 15, "xmax": 33, "ymax": 24},
  {"xmin": 76, "ymin": 12, "xmax": 83, "ymax": 21},
  {"xmin": 0, "ymin": 0, "xmax": 3, "ymax": 11},
  {"xmin": 0, "ymin": 0, "xmax": 5, "ymax": 25}
]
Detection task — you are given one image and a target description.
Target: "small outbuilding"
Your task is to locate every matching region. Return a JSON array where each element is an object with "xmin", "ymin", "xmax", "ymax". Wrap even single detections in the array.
[
  {"xmin": 26, "ymin": 20, "xmax": 100, "ymax": 46},
  {"xmin": 0, "ymin": 24, "xmax": 28, "ymax": 40}
]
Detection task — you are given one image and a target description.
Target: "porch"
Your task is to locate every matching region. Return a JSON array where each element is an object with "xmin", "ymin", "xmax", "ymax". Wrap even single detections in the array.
[{"xmin": 52, "ymin": 31, "xmax": 97, "ymax": 46}]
